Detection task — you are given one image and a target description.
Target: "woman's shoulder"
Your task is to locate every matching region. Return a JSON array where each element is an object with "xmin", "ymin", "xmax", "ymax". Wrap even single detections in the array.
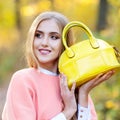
[
  {"xmin": 7, "ymin": 68, "xmax": 38, "ymax": 95},
  {"xmin": 13, "ymin": 67, "xmax": 35, "ymax": 75},
  {"xmin": 11, "ymin": 68, "xmax": 37, "ymax": 80},
  {"xmin": 9, "ymin": 68, "xmax": 38, "ymax": 86}
]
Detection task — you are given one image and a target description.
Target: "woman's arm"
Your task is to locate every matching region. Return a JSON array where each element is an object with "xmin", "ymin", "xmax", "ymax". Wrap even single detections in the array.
[
  {"xmin": 2, "ymin": 72, "xmax": 36, "ymax": 120},
  {"xmin": 78, "ymin": 70, "xmax": 115, "ymax": 120},
  {"xmin": 78, "ymin": 70, "xmax": 114, "ymax": 106}
]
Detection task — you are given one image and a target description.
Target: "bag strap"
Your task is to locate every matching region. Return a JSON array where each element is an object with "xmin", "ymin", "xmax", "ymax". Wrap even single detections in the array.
[{"xmin": 62, "ymin": 21, "xmax": 99, "ymax": 57}]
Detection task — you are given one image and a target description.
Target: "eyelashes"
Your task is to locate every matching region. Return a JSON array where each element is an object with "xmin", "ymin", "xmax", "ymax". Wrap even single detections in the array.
[
  {"xmin": 51, "ymin": 35, "xmax": 60, "ymax": 40},
  {"xmin": 35, "ymin": 32, "xmax": 42, "ymax": 38},
  {"xmin": 35, "ymin": 32, "xmax": 61, "ymax": 40}
]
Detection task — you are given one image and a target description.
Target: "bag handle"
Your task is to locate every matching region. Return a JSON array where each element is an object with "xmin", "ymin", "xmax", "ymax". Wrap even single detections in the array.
[{"xmin": 62, "ymin": 21, "xmax": 99, "ymax": 58}]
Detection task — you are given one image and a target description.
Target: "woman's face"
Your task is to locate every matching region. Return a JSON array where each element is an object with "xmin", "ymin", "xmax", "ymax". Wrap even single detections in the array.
[{"xmin": 33, "ymin": 19, "xmax": 63, "ymax": 68}]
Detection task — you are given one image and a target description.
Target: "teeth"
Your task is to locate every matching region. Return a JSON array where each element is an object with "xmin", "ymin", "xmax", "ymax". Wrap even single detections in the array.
[{"xmin": 39, "ymin": 49, "xmax": 51, "ymax": 54}]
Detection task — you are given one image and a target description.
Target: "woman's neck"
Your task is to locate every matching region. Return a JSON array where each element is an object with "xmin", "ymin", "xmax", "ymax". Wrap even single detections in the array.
[
  {"xmin": 38, "ymin": 66, "xmax": 58, "ymax": 76},
  {"xmin": 38, "ymin": 62, "xmax": 58, "ymax": 74}
]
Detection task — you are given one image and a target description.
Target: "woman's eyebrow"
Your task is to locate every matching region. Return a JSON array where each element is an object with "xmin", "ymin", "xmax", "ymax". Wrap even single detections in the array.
[
  {"xmin": 35, "ymin": 30, "xmax": 61, "ymax": 37},
  {"xmin": 35, "ymin": 30, "xmax": 43, "ymax": 33},
  {"xmin": 50, "ymin": 32, "xmax": 61, "ymax": 36}
]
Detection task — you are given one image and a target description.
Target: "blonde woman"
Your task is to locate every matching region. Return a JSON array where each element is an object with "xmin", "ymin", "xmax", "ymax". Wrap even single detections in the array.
[{"xmin": 2, "ymin": 11, "xmax": 114, "ymax": 120}]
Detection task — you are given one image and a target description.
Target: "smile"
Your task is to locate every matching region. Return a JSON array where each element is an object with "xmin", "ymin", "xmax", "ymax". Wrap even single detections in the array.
[{"xmin": 38, "ymin": 49, "xmax": 51, "ymax": 55}]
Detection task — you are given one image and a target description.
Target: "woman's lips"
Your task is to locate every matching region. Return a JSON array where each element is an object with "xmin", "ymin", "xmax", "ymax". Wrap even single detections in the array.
[{"xmin": 39, "ymin": 49, "xmax": 51, "ymax": 55}]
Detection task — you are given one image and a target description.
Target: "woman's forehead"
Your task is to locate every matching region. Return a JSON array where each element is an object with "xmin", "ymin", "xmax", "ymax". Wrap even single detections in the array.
[{"xmin": 37, "ymin": 19, "xmax": 61, "ymax": 33}]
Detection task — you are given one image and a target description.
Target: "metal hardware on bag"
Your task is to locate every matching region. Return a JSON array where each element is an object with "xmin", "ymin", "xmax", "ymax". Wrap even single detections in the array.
[
  {"xmin": 113, "ymin": 46, "xmax": 120, "ymax": 63},
  {"xmin": 113, "ymin": 46, "xmax": 120, "ymax": 57}
]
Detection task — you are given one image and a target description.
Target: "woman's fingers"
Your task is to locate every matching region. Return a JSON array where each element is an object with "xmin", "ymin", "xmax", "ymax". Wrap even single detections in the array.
[
  {"xmin": 79, "ymin": 70, "xmax": 115, "ymax": 94},
  {"xmin": 59, "ymin": 73, "xmax": 76, "ymax": 94},
  {"xmin": 59, "ymin": 73, "xmax": 69, "ymax": 91},
  {"xmin": 92, "ymin": 70, "xmax": 115, "ymax": 86},
  {"xmin": 96, "ymin": 70, "xmax": 114, "ymax": 79},
  {"xmin": 71, "ymin": 82, "xmax": 76, "ymax": 93}
]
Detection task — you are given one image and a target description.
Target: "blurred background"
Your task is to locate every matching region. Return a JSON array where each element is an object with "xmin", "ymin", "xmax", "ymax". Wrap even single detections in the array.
[{"xmin": 0, "ymin": 0, "xmax": 120, "ymax": 119}]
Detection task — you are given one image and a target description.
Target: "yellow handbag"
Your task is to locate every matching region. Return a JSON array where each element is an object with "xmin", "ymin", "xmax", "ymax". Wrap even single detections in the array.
[{"xmin": 58, "ymin": 21, "xmax": 120, "ymax": 88}]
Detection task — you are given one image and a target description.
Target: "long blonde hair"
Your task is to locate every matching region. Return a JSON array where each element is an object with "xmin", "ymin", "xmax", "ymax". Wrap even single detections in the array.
[{"xmin": 25, "ymin": 11, "xmax": 74, "ymax": 68}]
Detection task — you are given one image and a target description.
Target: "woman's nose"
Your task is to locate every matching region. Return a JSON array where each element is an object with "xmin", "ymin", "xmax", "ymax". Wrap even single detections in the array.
[{"xmin": 41, "ymin": 36, "xmax": 49, "ymax": 46}]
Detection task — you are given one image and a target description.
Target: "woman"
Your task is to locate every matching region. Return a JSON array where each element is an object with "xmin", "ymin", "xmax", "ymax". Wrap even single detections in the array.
[{"xmin": 2, "ymin": 11, "xmax": 114, "ymax": 120}]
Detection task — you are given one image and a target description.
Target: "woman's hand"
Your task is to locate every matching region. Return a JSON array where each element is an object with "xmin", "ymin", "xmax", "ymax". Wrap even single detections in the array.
[
  {"xmin": 78, "ymin": 70, "xmax": 115, "ymax": 107},
  {"xmin": 59, "ymin": 74, "xmax": 77, "ymax": 120}
]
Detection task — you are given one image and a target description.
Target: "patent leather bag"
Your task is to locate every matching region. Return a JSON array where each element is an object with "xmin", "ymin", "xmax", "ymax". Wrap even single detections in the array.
[{"xmin": 58, "ymin": 21, "xmax": 120, "ymax": 88}]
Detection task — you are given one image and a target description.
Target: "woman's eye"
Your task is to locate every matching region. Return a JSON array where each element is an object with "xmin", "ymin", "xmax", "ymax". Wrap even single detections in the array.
[
  {"xmin": 35, "ymin": 33, "xmax": 42, "ymax": 38},
  {"xmin": 51, "ymin": 35, "xmax": 60, "ymax": 40}
]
